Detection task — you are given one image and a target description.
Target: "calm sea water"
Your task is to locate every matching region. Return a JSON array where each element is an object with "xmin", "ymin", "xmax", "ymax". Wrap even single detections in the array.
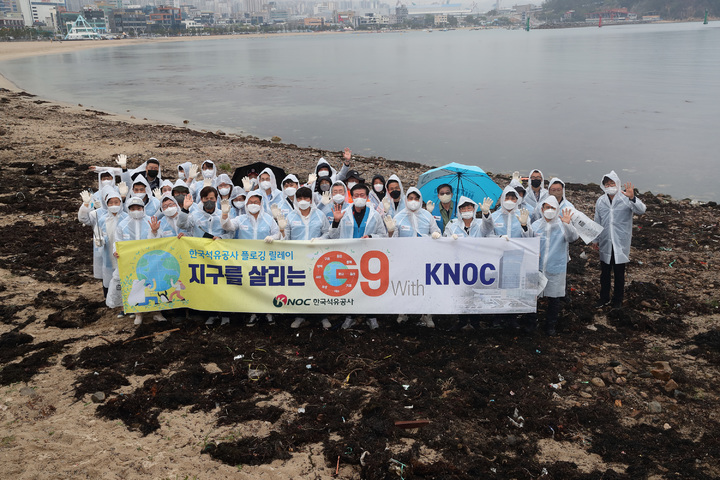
[{"xmin": 2, "ymin": 23, "xmax": 719, "ymax": 201}]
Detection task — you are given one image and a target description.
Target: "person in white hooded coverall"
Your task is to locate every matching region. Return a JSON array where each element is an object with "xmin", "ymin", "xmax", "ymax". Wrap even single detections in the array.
[
  {"xmin": 528, "ymin": 196, "xmax": 579, "ymax": 335},
  {"xmin": 524, "ymin": 169, "xmax": 548, "ymax": 212},
  {"xmin": 443, "ymin": 196, "xmax": 485, "ymax": 239},
  {"xmin": 386, "ymin": 187, "xmax": 442, "ymax": 328},
  {"xmin": 381, "ymin": 175, "xmax": 406, "ymax": 218},
  {"xmin": 593, "ymin": 170, "xmax": 646, "ymax": 309}
]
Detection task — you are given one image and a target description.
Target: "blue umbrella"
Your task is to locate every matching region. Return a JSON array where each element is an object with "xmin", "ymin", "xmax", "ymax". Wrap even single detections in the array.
[{"xmin": 417, "ymin": 162, "xmax": 503, "ymax": 208}]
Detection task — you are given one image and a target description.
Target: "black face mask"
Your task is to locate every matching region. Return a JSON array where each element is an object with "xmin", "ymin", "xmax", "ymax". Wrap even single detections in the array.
[
  {"xmin": 146, "ymin": 169, "xmax": 158, "ymax": 179},
  {"xmin": 174, "ymin": 194, "xmax": 186, "ymax": 205},
  {"xmin": 203, "ymin": 200, "xmax": 216, "ymax": 213},
  {"xmin": 320, "ymin": 184, "xmax": 331, "ymax": 192},
  {"xmin": 389, "ymin": 190, "xmax": 401, "ymax": 200},
  {"xmin": 531, "ymin": 179, "xmax": 542, "ymax": 188}
]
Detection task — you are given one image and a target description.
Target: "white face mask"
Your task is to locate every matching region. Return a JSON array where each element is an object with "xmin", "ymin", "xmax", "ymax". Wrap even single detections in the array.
[
  {"xmin": 246, "ymin": 204, "xmax": 261, "ymax": 214},
  {"xmin": 503, "ymin": 200, "xmax": 517, "ymax": 211},
  {"xmin": 108, "ymin": 205, "xmax": 122, "ymax": 214},
  {"xmin": 439, "ymin": 194, "xmax": 452, "ymax": 204},
  {"xmin": 284, "ymin": 187, "xmax": 297, "ymax": 197},
  {"xmin": 233, "ymin": 200, "xmax": 245, "ymax": 209},
  {"xmin": 296, "ymin": 200, "xmax": 311, "ymax": 210},
  {"xmin": 605, "ymin": 186, "xmax": 618, "ymax": 195},
  {"xmin": 332, "ymin": 194, "xmax": 345, "ymax": 204},
  {"xmin": 461, "ymin": 211, "xmax": 474, "ymax": 219},
  {"xmin": 543, "ymin": 208, "xmax": 557, "ymax": 220},
  {"xmin": 353, "ymin": 198, "xmax": 367, "ymax": 208},
  {"xmin": 260, "ymin": 181, "xmax": 272, "ymax": 191},
  {"xmin": 218, "ymin": 187, "xmax": 230, "ymax": 196},
  {"xmin": 101, "ymin": 180, "xmax": 114, "ymax": 188},
  {"xmin": 346, "ymin": 181, "xmax": 357, "ymax": 191},
  {"xmin": 202, "ymin": 169, "xmax": 213, "ymax": 178},
  {"xmin": 164, "ymin": 206, "xmax": 178, "ymax": 217},
  {"xmin": 318, "ymin": 169, "xmax": 330, "ymax": 177},
  {"xmin": 129, "ymin": 210, "xmax": 145, "ymax": 220},
  {"xmin": 373, "ymin": 184, "xmax": 384, "ymax": 192},
  {"xmin": 406, "ymin": 200, "xmax": 421, "ymax": 211}
]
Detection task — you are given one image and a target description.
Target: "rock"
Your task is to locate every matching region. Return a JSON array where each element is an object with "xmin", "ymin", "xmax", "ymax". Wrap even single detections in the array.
[
  {"xmin": 615, "ymin": 377, "xmax": 627, "ymax": 385},
  {"xmin": 673, "ymin": 390, "xmax": 688, "ymax": 400},
  {"xmin": 651, "ymin": 361, "xmax": 672, "ymax": 382},
  {"xmin": 91, "ymin": 392, "xmax": 106, "ymax": 403},
  {"xmin": 639, "ymin": 371, "xmax": 654, "ymax": 379},
  {"xmin": 664, "ymin": 379, "xmax": 679, "ymax": 392},
  {"xmin": 591, "ymin": 377, "xmax": 605, "ymax": 388},
  {"xmin": 506, "ymin": 435, "xmax": 520, "ymax": 446},
  {"xmin": 203, "ymin": 363, "xmax": 222, "ymax": 374},
  {"xmin": 216, "ymin": 130, "xmax": 226, "ymax": 136},
  {"xmin": 648, "ymin": 401, "xmax": 662, "ymax": 414},
  {"xmin": 579, "ymin": 391, "xmax": 592, "ymax": 399},
  {"xmin": 663, "ymin": 423, "xmax": 672, "ymax": 430},
  {"xmin": 613, "ymin": 365, "xmax": 626, "ymax": 375},
  {"xmin": 19, "ymin": 386, "xmax": 37, "ymax": 397},
  {"xmin": 609, "ymin": 360, "xmax": 621, "ymax": 367}
]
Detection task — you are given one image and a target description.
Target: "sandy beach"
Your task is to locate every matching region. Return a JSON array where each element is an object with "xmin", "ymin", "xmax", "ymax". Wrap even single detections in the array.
[{"xmin": 1, "ymin": 47, "xmax": 720, "ymax": 479}]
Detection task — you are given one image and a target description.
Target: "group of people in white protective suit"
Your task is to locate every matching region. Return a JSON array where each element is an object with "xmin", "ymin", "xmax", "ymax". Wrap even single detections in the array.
[{"xmin": 78, "ymin": 148, "xmax": 645, "ymax": 336}]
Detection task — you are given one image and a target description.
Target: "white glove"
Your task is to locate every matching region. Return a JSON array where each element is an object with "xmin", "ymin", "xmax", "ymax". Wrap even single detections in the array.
[
  {"xmin": 118, "ymin": 182, "xmax": 129, "ymax": 197},
  {"xmin": 383, "ymin": 215, "xmax": 396, "ymax": 233},
  {"xmin": 188, "ymin": 164, "xmax": 198, "ymax": 180},
  {"xmin": 452, "ymin": 234, "xmax": 459, "ymax": 240},
  {"xmin": 116, "ymin": 154, "xmax": 127, "ymax": 169},
  {"xmin": 425, "ymin": 200, "xmax": 435, "ymax": 212},
  {"xmin": 277, "ymin": 215, "xmax": 287, "ymax": 230},
  {"xmin": 321, "ymin": 191, "xmax": 332, "ymax": 205},
  {"xmin": 307, "ymin": 173, "xmax": 317, "ymax": 185},
  {"xmin": 203, "ymin": 178, "xmax": 212, "ymax": 187},
  {"xmin": 242, "ymin": 176, "xmax": 253, "ymax": 191},
  {"xmin": 512, "ymin": 171, "xmax": 521, "ymax": 182},
  {"xmin": 517, "ymin": 208, "xmax": 529, "ymax": 227},
  {"xmin": 264, "ymin": 236, "xmax": 274, "ymax": 244},
  {"xmin": 153, "ymin": 187, "xmax": 163, "ymax": 201},
  {"xmin": 270, "ymin": 204, "xmax": 280, "ymax": 219},
  {"xmin": 80, "ymin": 190, "xmax": 92, "ymax": 206},
  {"xmin": 382, "ymin": 197, "xmax": 392, "ymax": 213},
  {"xmin": 500, "ymin": 235, "xmax": 510, "ymax": 241},
  {"xmin": 481, "ymin": 197, "xmax": 493, "ymax": 215},
  {"xmin": 220, "ymin": 199, "xmax": 231, "ymax": 215},
  {"xmin": 310, "ymin": 237, "xmax": 317, "ymax": 243},
  {"xmin": 431, "ymin": 232, "xmax": 441, "ymax": 239}
]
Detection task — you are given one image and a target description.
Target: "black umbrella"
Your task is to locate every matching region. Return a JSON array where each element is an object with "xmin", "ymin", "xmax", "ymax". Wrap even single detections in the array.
[{"xmin": 232, "ymin": 162, "xmax": 287, "ymax": 190}]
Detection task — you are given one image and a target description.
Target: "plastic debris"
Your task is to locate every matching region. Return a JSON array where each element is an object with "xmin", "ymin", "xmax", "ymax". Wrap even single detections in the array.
[
  {"xmin": 550, "ymin": 383, "xmax": 562, "ymax": 390},
  {"xmin": 669, "ymin": 260, "xmax": 676, "ymax": 268},
  {"xmin": 360, "ymin": 451, "xmax": 369, "ymax": 467},
  {"xmin": 659, "ymin": 247, "xmax": 672, "ymax": 251},
  {"xmin": 306, "ymin": 364, "xmax": 312, "ymax": 369},
  {"xmin": 404, "ymin": 405, "xmax": 414, "ymax": 409},
  {"xmin": 297, "ymin": 407, "xmax": 305, "ymax": 413},
  {"xmin": 402, "ymin": 385, "xmax": 410, "ymax": 390},
  {"xmin": 508, "ymin": 408, "xmax": 524, "ymax": 428},
  {"xmin": 233, "ymin": 355, "xmax": 244, "ymax": 360}
]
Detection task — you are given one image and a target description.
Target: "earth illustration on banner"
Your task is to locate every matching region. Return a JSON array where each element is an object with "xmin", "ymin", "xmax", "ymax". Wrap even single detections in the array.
[{"xmin": 135, "ymin": 250, "xmax": 181, "ymax": 292}]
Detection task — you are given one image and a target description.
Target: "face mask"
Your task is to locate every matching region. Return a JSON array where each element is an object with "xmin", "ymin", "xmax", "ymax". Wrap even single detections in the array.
[
  {"xmin": 101, "ymin": 180, "xmax": 114, "ymax": 188},
  {"xmin": 332, "ymin": 194, "xmax": 345, "ymax": 204},
  {"xmin": 439, "ymin": 194, "xmax": 452, "ymax": 203},
  {"xmin": 203, "ymin": 200, "xmax": 216, "ymax": 213},
  {"xmin": 297, "ymin": 200, "xmax": 311, "ymax": 210},
  {"xmin": 531, "ymin": 179, "xmax": 542, "ymax": 188},
  {"xmin": 164, "ymin": 206, "xmax": 177, "ymax": 217},
  {"xmin": 218, "ymin": 187, "xmax": 231, "ymax": 196},
  {"xmin": 108, "ymin": 205, "xmax": 122, "ymax": 214},
  {"xmin": 284, "ymin": 187, "xmax": 297, "ymax": 197},
  {"xmin": 260, "ymin": 181, "xmax": 272, "ymax": 190},
  {"xmin": 389, "ymin": 190, "xmax": 401, "ymax": 200},
  {"xmin": 543, "ymin": 208, "xmax": 558, "ymax": 220},
  {"xmin": 320, "ymin": 184, "xmax": 330, "ymax": 192},
  {"xmin": 202, "ymin": 169, "xmax": 213, "ymax": 178},
  {"xmin": 461, "ymin": 211, "xmax": 474, "ymax": 220},
  {"xmin": 129, "ymin": 210, "xmax": 144, "ymax": 220},
  {"xmin": 318, "ymin": 169, "xmax": 330, "ymax": 177},
  {"xmin": 406, "ymin": 200, "xmax": 420, "ymax": 211},
  {"xmin": 347, "ymin": 181, "xmax": 357, "ymax": 191},
  {"xmin": 174, "ymin": 195, "xmax": 186, "ymax": 205},
  {"xmin": 373, "ymin": 184, "xmax": 384, "ymax": 192},
  {"xmin": 353, "ymin": 198, "xmax": 367, "ymax": 208},
  {"xmin": 146, "ymin": 169, "xmax": 158, "ymax": 179},
  {"xmin": 246, "ymin": 204, "xmax": 261, "ymax": 214},
  {"xmin": 605, "ymin": 186, "xmax": 618, "ymax": 195},
  {"xmin": 503, "ymin": 200, "xmax": 517, "ymax": 211},
  {"xmin": 233, "ymin": 200, "xmax": 245, "ymax": 209}
]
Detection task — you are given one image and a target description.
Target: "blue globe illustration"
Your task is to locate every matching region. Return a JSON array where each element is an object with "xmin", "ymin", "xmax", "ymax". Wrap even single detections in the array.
[
  {"xmin": 136, "ymin": 250, "xmax": 181, "ymax": 292},
  {"xmin": 323, "ymin": 262, "xmax": 348, "ymax": 287}
]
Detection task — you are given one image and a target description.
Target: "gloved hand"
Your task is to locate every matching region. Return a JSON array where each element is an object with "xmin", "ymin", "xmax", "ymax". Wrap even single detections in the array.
[
  {"xmin": 310, "ymin": 237, "xmax": 317, "ymax": 243},
  {"xmin": 118, "ymin": 182, "xmax": 129, "ymax": 197},
  {"xmin": 264, "ymin": 236, "xmax": 274, "ymax": 244},
  {"xmin": 517, "ymin": 208, "xmax": 529, "ymax": 226},
  {"xmin": 277, "ymin": 214, "xmax": 287, "ymax": 230},
  {"xmin": 452, "ymin": 233, "xmax": 459, "ymax": 240},
  {"xmin": 153, "ymin": 188, "xmax": 163, "ymax": 200},
  {"xmin": 425, "ymin": 200, "xmax": 435, "ymax": 212},
  {"xmin": 382, "ymin": 196, "xmax": 392, "ymax": 213},
  {"xmin": 183, "ymin": 193, "xmax": 194, "ymax": 210},
  {"xmin": 512, "ymin": 171, "xmax": 521, "ymax": 182},
  {"xmin": 561, "ymin": 208, "xmax": 573, "ymax": 224},
  {"xmin": 343, "ymin": 147, "xmax": 352, "ymax": 165},
  {"xmin": 115, "ymin": 154, "xmax": 127, "ymax": 169},
  {"xmin": 270, "ymin": 204, "xmax": 280, "ymax": 219},
  {"xmin": 242, "ymin": 176, "xmax": 253, "ymax": 191},
  {"xmin": 431, "ymin": 232, "xmax": 441, "ymax": 239},
  {"xmin": 203, "ymin": 178, "xmax": 212, "ymax": 187},
  {"xmin": 188, "ymin": 163, "xmax": 198, "ymax": 180},
  {"xmin": 321, "ymin": 191, "xmax": 332, "ymax": 205},
  {"xmin": 80, "ymin": 190, "xmax": 92, "ymax": 206},
  {"xmin": 383, "ymin": 215, "xmax": 396, "ymax": 233},
  {"xmin": 220, "ymin": 199, "xmax": 231, "ymax": 215},
  {"xmin": 307, "ymin": 173, "xmax": 317, "ymax": 185},
  {"xmin": 500, "ymin": 235, "xmax": 510, "ymax": 241},
  {"xmin": 148, "ymin": 215, "xmax": 160, "ymax": 233},
  {"xmin": 481, "ymin": 197, "xmax": 493, "ymax": 215}
]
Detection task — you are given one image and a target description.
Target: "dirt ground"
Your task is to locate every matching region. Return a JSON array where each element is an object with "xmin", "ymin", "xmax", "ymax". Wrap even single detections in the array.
[{"xmin": 1, "ymin": 88, "xmax": 719, "ymax": 479}]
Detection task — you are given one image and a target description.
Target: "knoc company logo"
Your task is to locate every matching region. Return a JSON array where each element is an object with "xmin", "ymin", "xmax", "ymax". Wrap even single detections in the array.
[
  {"xmin": 273, "ymin": 294, "xmax": 288, "ymax": 308},
  {"xmin": 273, "ymin": 294, "xmax": 312, "ymax": 308}
]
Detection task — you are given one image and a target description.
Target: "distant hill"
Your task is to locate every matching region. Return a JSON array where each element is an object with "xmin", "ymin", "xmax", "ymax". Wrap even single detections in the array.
[{"xmin": 541, "ymin": 0, "xmax": 720, "ymax": 21}]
